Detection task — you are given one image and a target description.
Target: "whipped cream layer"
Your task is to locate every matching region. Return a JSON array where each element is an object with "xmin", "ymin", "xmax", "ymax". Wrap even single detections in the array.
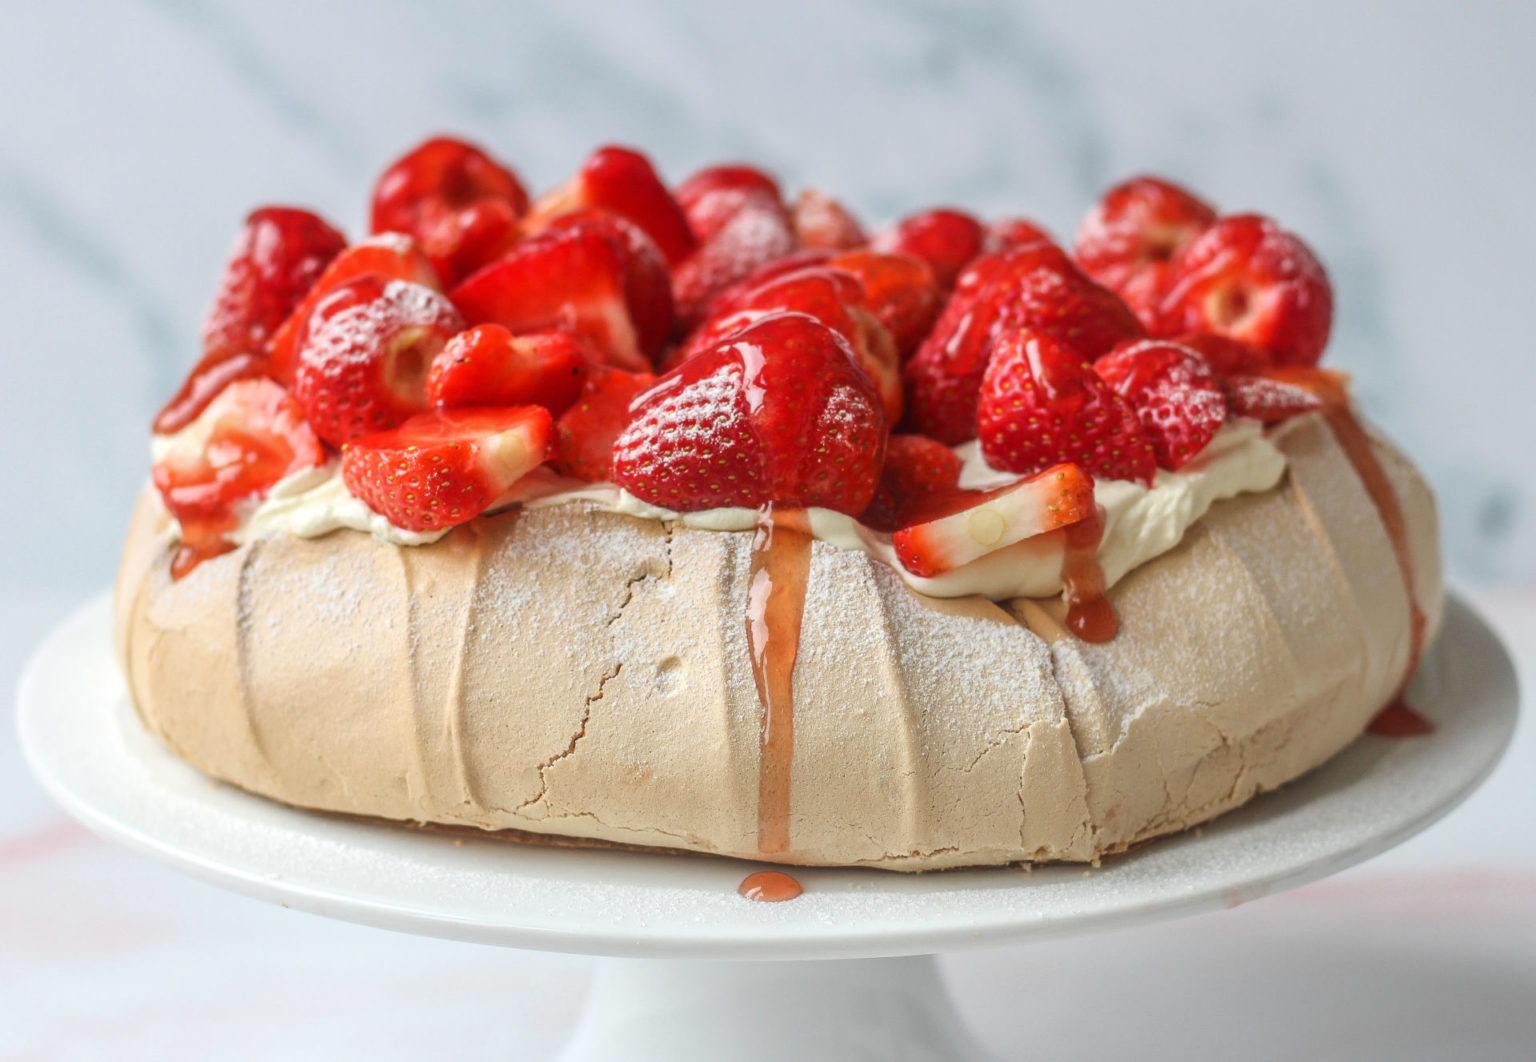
[{"xmin": 153, "ymin": 418, "xmax": 1285, "ymax": 600}]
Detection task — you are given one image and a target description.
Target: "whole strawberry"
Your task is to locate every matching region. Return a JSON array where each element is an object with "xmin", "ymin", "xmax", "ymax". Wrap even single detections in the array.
[
  {"xmin": 978, "ymin": 328, "xmax": 1155, "ymax": 485},
  {"xmin": 1093, "ymin": 339, "xmax": 1228, "ymax": 470},
  {"xmin": 293, "ymin": 276, "xmax": 465, "ymax": 447},
  {"xmin": 1159, "ymin": 214, "xmax": 1333, "ymax": 367},
  {"xmin": 612, "ymin": 313, "xmax": 887, "ymax": 514}
]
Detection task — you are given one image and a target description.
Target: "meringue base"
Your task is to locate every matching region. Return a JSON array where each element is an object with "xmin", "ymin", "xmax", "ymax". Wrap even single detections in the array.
[{"xmin": 113, "ymin": 413, "xmax": 1441, "ymax": 871}]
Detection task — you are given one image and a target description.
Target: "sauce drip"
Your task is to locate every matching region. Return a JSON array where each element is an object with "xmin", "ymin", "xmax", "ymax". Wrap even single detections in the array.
[
  {"xmin": 1289, "ymin": 371, "xmax": 1427, "ymax": 704},
  {"xmin": 1061, "ymin": 507, "xmax": 1117, "ymax": 642},
  {"xmin": 1367, "ymin": 697, "xmax": 1435, "ymax": 737},
  {"xmin": 745, "ymin": 506, "xmax": 813, "ymax": 855},
  {"xmin": 738, "ymin": 870, "xmax": 803, "ymax": 902}
]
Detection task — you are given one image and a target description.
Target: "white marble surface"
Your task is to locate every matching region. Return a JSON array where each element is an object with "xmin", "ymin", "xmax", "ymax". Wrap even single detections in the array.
[{"xmin": 3, "ymin": 2, "xmax": 1535, "ymax": 1057}]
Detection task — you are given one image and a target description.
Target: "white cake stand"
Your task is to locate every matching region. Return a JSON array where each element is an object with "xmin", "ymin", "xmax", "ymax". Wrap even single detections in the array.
[{"xmin": 17, "ymin": 594, "xmax": 1518, "ymax": 1062}]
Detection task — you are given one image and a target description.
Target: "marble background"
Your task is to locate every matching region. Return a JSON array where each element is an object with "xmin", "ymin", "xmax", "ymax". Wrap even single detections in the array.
[
  {"xmin": 3, "ymin": 3, "xmax": 1535, "ymax": 1058},
  {"xmin": 0, "ymin": 0, "xmax": 1533, "ymax": 595}
]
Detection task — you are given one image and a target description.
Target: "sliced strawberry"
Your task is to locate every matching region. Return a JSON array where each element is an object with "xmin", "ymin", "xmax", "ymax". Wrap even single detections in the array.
[
  {"xmin": 153, "ymin": 378, "xmax": 326, "ymax": 576},
  {"xmin": 341, "ymin": 406, "xmax": 553, "ymax": 533},
  {"xmin": 1093, "ymin": 339, "xmax": 1227, "ymax": 470},
  {"xmin": 528, "ymin": 145, "xmax": 697, "ymax": 266},
  {"xmin": 1159, "ymin": 214, "xmax": 1333, "ymax": 367},
  {"xmin": 978, "ymin": 329, "xmax": 1156, "ymax": 485},
  {"xmin": 826, "ymin": 250, "xmax": 941, "ymax": 360},
  {"xmin": 550, "ymin": 365, "xmax": 657, "ymax": 482},
  {"xmin": 891, "ymin": 463, "xmax": 1095, "ymax": 577},
  {"xmin": 860, "ymin": 434, "xmax": 964, "ymax": 533},
  {"xmin": 428, "ymin": 325, "xmax": 589, "ymax": 416},
  {"xmin": 903, "ymin": 244, "xmax": 1143, "ymax": 444},
  {"xmin": 613, "ymin": 313, "xmax": 887, "ymax": 514},
  {"xmin": 293, "ymin": 276, "xmax": 464, "ymax": 447},
  {"xmin": 450, "ymin": 223, "xmax": 649, "ymax": 372},
  {"xmin": 987, "ymin": 217, "xmax": 1056, "ymax": 251},
  {"xmin": 874, "ymin": 208, "xmax": 987, "ymax": 291},
  {"xmin": 153, "ymin": 351, "xmax": 269, "ymax": 436},
  {"xmin": 698, "ymin": 249, "xmax": 834, "ymax": 321},
  {"xmin": 200, "ymin": 206, "xmax": 348, "ymax": 363},
  {"xmin": 671, "ymin": 189, "xmax": 799, "ymax": 330},
  {"xmin": 1170, "ymin": 332, "xmax": 1274, "ymax": 377},
  {"xmin": 370, "ymin": 137, "xmax": 528, "ymax": 288},
  {"xmin": 675, "ymin": 164, "xmax": 783, "ymax": 242},
  {"xmin": 791, "ymin": 188, "xmax": 866, "ymax": 251},
  {"xmin": 1222, "ymin": 374, "xmax": 1322, "ymax": 424},
  {"xmin": 1074, "ymin": 176, "xmax": 1217, "ymax": 332},
  {"xmin": 268, "ymin": 233, "xmax": 440, "ymax": 386},
  {"xmin": 536, "ymin": 210, "xmax": 675, "ymax": 363}
]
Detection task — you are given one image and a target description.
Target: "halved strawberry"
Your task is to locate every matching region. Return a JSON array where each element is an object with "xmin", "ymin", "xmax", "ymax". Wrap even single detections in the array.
[
  {"xmin": 826, "ymin": 250, "xmax": 941, "ymax": 360},
  {"xmin": 1093, "ymin": 339, "xmax": 1227, "ymax": 470},
  {"xmin": 1170, "ymin": 332, "xmax": 1274, "ymax": 377},
  {"xmin": 153, "ymin": 378, "xmax": 326, "ymax": 576},
  {"xmin": 902, "ymin": 244, "xmax": 1143, "ymax": 444},
  {"xmin": 859, "ymin": 434, "xmax": 964, "ymax": 533},
  {"xmin": 675, "ymin": 164, "xmax": 783, "ymax": 242},
  {"xmin": 450, "ymin": 223, "xmax": 648, "ymax": 372},
  {"xmin": 1074, "ymin": 176, "xmax": 1217, "ymax": 331},
  {"xmin": 536, "ymin": 210, "xmax": 674, "ymax": 361},
  {"xmin": 791, "ymin": 188, "xmax": 866, "ymax": 251},
  {"xmin": 978, "ymin": 329, "xmax": 1156, "ymax": 485},
  {"xmin": 341, "ymin": 406, "xmax": 553, "ymax": 533},
  {"xmin": 370, "ymin": 137, "xmax": 528, "ymax": 289},
  {"xmin": 892, "ymin": 464, "xmax": 1095, "ymax": 577},
  {"xmin": 874, "ymin": 208, "xmax": 987, "ymax": 291},
  {"xmin": 671, "ymin": 188, "xmax": 799, "ymax": 329},
  {"xmin": 987, "ymin": 217, "xmax": 1055, "ymax": 250},
  {"xmin": 292, "ymin": 276, "xmax": 464, "ymax": 447},
  {"xmin": 528, "ymin": 145, "xmax": 697, "ymax": 267},
  {"xmin": 1159, "ymin": 213, "xmax": 1333, "ymax": 367},
  {"xmin": 697, "ymin": 249, "xmax": 834, "ymax": 322},
  {"xmin": 428, "ymin": 325, "xmax": 589, "ymax": 416},
  {"xmin": 1222, "ymin": 374, "xmax": 1322, "ymax": 424},
  {"xmin": 267, "ymin": 233, "xmax": 440, "ymax": 386},
  {"xmin": 613, "ymin": 313, "xmax": 887, "ymax": 514},
  {"xmin": 550, "ymin": 365, "xmax": 657, "ymax": 482},
  {"xmin": 156, "ymin": 207, "xmax": 348, "ymax": 434}
]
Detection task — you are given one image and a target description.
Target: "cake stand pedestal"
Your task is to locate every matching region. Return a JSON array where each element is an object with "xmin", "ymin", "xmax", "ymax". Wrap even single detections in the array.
[{"xmin": 17, "ymin": 595, "xmax": 1518, "ymax": 1062}]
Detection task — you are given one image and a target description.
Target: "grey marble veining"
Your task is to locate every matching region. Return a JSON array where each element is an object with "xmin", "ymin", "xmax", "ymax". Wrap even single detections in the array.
[{"xmin": 2, "ymin": 0, "xmax": 1532, "ymax": 594}]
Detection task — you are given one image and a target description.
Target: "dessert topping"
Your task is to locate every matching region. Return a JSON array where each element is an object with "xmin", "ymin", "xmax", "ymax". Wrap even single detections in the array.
[
  {"xmin": 825, "ymin": 249, "xmax": 941, "ymax": 360},
  {"xmin": 860, "ymin": 434, "xmax": 965, "ymax": 533},
  {"xmin": 550, "ymin": 365, "xmax": 657, "ymax": 482},
  {"xmin": 428, "ymin": 325, "xmax": 589, "ymax": 417},
  {"xmin": 790, "ymin": 188, "xmax": 867, "ymax": 251},
  {"xmin": 1093, "ymin": 339, "xmax": 1228, "ymax": 471},
  {"xmin": 527, "ymin": 145, "xmax": 697, "ymax": 267}
]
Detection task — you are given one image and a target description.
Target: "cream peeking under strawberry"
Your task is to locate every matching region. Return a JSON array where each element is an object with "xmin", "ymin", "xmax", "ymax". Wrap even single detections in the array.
[{"xmin": 151, "ymin": 137, "xmax": 1335, "ymax": 593}]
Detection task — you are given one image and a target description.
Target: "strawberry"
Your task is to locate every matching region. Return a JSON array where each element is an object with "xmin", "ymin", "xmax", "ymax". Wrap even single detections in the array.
[
  {"xmin": 1159, "ymin": 214, "xmax": 1333, "ymax": 367},
  {"xmin": 153, "ymin": 378, "xmax": 326, "ymax": 576},
  {"xmin": 200, "ymin": 206, "xmax": 348, "ymax": 364},
  {"xmin": 550, "ymin": 365, "xmax": 657, "ymax": 482},
  {"xmin": 267, "ymin": 233, "xmax": 440, "ymax": 386},
  {"xmin": 672, "ymin": 266, "xmax": 902, "ymax": 423},
  {"xmin": 537, "ymin": 210, "xmax": 675, "ymax": 362},
  {"xmin": 153, "ymin": 351, "xmax": 269, "ymax": 436},
  {"xmin": 1074, "ymin": 176, "xmax": 1216, "ymax": 331},
  {"xmin": 891, "ymin": 463, "xmax": 1095, "ymax": 577},
  {"xmin": 671, "ymin": 189, "xmax": 799, "ymax": 329},
  {"xmin": 528, "ymin": 145, "xmax": 697, "ymax": 266},
  {"xmin": 902, "ymin": 244, "xmax": 1143, "ymax": 444},
  {"xmin": 450, "ymin": 222, "xmax": 649, "ymax": 372},
  {"xmin": 341, "ymin": 406, "xmax": 553, "ymax": 533},
  {"xmin": 428, "ymin": 325, "xmax": 589, "ymax": 416},
  {"xmin": 987, "ymin": 217, "xmax": 1055, "ymax": 251},
  {"xmin": 1093, "ymin": 339, "xmax": 1227, "ymax": 470},
  {"xmin": 826, "ymin": 250, "xmax": 941, "ymax": 360},
  {"xmin": 612, "ymin": 313, "xmax": 887, "ymax": 514},
  {"xmin": 1222, "ymin": 374, "xmax": 1322, "ymax": 424},
  {"xmin": 791, "ymin": 188, "xmax": 867, "ymax": 250},
  {"xmin": 874, "ymin": 208, "xmax": 986, "ymax": 290},
  {"xmin": 675, "ymin": 164, "xmax": 783, "ymax": 242},
  {"xmin": 1170, "ymin": 332, "xmax": 1274, "ymax": 377},
  {"xmin": 370, "ymin": 137, "xmax": 528, "ymax": 289},
  {"xmin": 697, "ymin": 249, "xmax": 834, "ymax": 321},
  {"xmin": 292, "ymin": 276, "xmax": 464, "ymax": 447},
  {"xmin": 859, "ymin": 434, "xmax": 964, "ymax": 533},
  {"xmin": 978, "ymin": 328, "xmax": 1156, "ymax": 485}
]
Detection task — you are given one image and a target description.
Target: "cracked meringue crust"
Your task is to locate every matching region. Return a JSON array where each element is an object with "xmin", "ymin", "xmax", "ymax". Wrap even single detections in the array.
[{"xmin": 113, "ymin": 411, "xmax": 1441, "ymax": 870}]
